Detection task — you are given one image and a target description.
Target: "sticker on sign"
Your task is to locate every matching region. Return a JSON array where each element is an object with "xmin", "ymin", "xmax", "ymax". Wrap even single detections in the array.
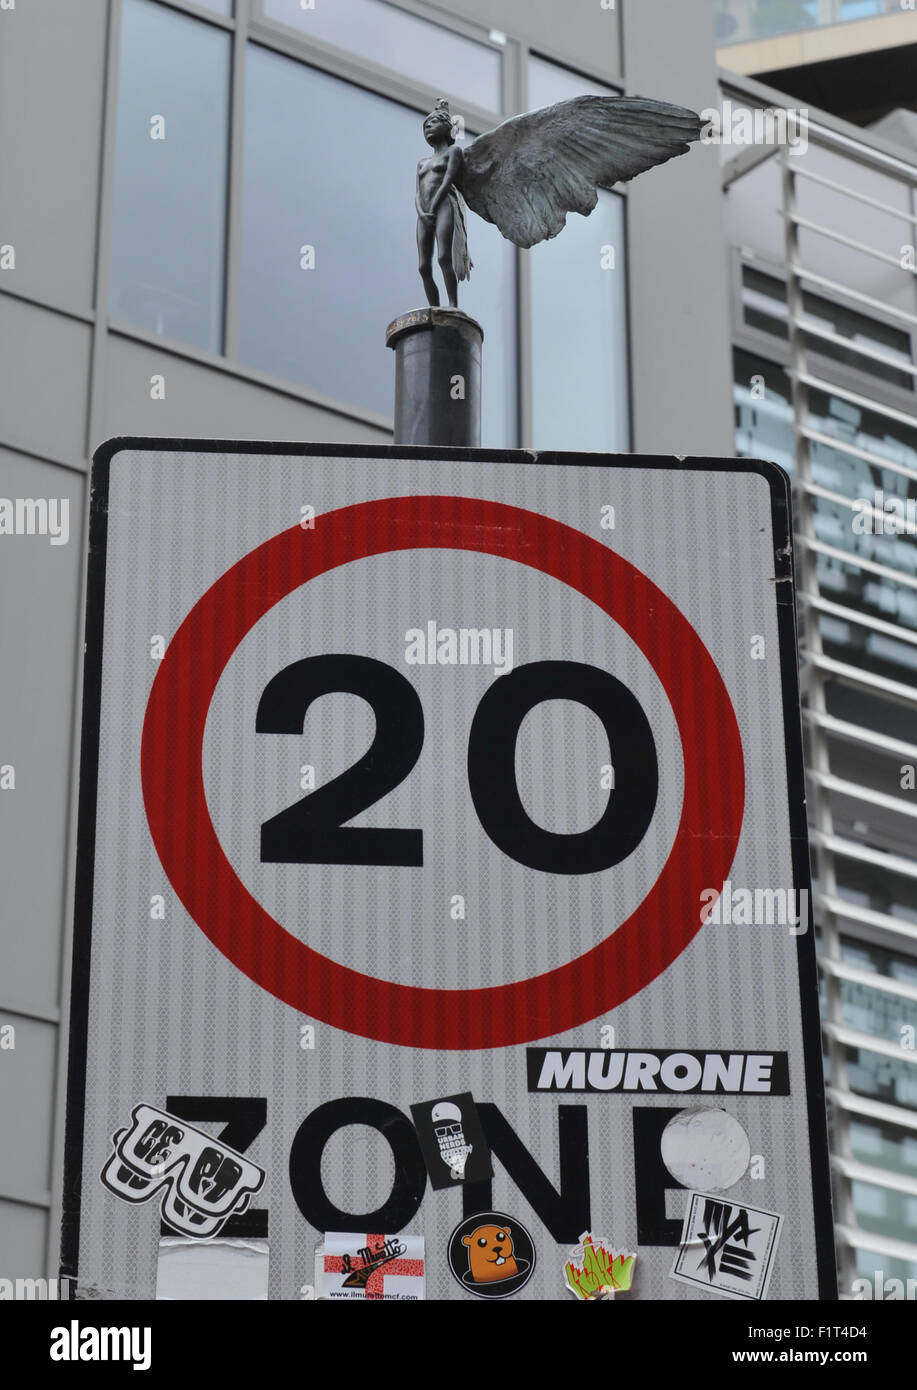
[{"xmin": 61, "ymin": 441, "xmax": 834, "ymax": 1301}]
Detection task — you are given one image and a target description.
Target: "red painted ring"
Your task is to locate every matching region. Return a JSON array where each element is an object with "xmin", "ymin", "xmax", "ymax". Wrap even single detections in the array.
[{"xmin": 141, "ymin": 495, "xmax": 745, "ymax": 1049}]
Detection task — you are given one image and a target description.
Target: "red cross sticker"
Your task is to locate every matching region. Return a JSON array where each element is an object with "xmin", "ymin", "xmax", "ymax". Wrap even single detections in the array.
[{"xmin": 323, "ymin": 1234, "xmax": 424, "ymax": 1298}]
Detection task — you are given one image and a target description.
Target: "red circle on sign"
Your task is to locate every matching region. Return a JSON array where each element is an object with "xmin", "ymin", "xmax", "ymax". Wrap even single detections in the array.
[{"xmin": 141, "ymin": 496, "xmax": 744, "ymax": 1049}]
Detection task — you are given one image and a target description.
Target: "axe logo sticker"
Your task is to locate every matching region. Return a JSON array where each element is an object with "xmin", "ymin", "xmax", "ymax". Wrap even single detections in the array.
[
  {"xmin": 670, "ymin": 1193, "xmax": 783, "ymax": 1301},
  {"xmin": 100, "ymin": 1103, "xmax": 265, "ymax": 1239}
]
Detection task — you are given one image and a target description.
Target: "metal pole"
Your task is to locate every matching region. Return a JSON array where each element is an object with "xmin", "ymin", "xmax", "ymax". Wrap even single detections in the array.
[{"xmin": 385, "ymin": 307, "xmax": 483, "ymax": 447}]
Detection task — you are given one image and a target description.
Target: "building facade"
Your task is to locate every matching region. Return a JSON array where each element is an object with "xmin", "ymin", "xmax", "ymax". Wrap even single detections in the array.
[
  {"xmin": 0, "ymin": 0, "xmax": 732, "ymax": 1288},
  {"xmin": 722, "ymin": 60, "xmax": 917, "ymax": 1293}
]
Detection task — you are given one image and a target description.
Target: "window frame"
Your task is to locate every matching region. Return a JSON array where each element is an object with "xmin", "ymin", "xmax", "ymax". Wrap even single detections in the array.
[
  {"xmin": 730, "ymin": 247, "xmax": 917, "ymax": 422},
  {"xmin": 110, "ymin": 0, "xmax": 632, "ymax": 445},
  {"xmin": 108, "ymin": 0, "xmax": 235, "ymax": 355},
  {"xmin": 521, "ymin": 50, "xmax": 630, "ymax": 451}
]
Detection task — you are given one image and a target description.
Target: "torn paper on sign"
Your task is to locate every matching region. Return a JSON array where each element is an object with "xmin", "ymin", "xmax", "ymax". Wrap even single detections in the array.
[
  {"xmin": 315, "ymin": 1233, "xmax": 425, "ymax": 1301},
  {"xmin": 156, "ymin": 1238, "xmax": 269, "ymax": 1300},
  {"xmin": 661, "ymin": 1107, "xmax": 750, "ymax": 1190},
  {"xmin": 670, "ymin": 1193, "xmax": 782, "ymax": 1301}
]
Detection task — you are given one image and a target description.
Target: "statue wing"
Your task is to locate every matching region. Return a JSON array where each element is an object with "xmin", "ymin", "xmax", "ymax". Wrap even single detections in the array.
[{"xmin": 458, "ymin": 96, "xmax": 700, "ymax": 249}]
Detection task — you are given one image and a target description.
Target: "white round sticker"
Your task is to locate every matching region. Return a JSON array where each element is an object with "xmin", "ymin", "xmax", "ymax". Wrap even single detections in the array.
[{"xmin": 661, "ymin": 1108, "xmax": 751, "ymax": 1191}]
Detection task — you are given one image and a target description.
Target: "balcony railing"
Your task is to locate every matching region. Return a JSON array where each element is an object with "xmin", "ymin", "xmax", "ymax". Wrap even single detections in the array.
[{"xmin": 718, "ymin": 0, "xmax": 902, "ymax": 46}]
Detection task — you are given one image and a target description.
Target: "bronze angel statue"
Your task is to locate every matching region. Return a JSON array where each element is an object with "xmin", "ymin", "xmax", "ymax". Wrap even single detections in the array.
[{"xmin": 416, "ymin": 95, "xmax": 701, "ymax": 308}]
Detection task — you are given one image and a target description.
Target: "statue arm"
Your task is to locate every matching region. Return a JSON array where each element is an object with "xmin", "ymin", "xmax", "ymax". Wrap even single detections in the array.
[
  {"xmin": 415, "ymin": 166, "xmax": 431, "ymax": 221},
  {"xmin": 428, "ymin": 146, "xmax": 463, "ymax": 216}
]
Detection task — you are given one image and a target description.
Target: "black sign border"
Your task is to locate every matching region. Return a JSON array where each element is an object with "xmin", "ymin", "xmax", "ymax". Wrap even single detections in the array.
[{"xmin": 61, "ymin": 438, "xmax": 836, "ymax": 1300}]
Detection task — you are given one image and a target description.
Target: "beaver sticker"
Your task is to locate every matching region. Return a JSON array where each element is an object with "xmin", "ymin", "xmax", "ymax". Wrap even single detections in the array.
[{"xmin": 447, "ymin": 1212, "xmax": 535, "ymax": 1298}]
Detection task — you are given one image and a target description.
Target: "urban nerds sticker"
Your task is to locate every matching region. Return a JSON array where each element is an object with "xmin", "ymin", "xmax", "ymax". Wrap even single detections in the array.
[
  {"xmin": 448, "ymin": 1212, "xmax": 536, "ymax": 1298},
  {"xmin": 100, "ymin": 1104, "xmax": 265, "ymax": 1239},
  {"xmin": 670, "ymin": 1192, "xmax": 783, "ymax": 1301},
  {"xmin": 410, "ymin": 1092, "xmax": 493, "ymax": 1187}
]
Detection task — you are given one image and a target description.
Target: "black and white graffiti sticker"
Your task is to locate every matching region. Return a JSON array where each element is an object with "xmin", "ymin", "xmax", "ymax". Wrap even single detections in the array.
[
  {"xmin": 670, "ymin": 1193, "xmax": 783, "ymax": 1301},
  {"xmin": 100, "ymin": 1104, "xmax": 265, "ymax": 1239}
]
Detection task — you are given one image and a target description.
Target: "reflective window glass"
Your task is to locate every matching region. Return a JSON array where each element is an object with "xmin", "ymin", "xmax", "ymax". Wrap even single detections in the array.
[
  {"xmin": 733, "ymin": 352, "xmax": 795, "ymax": 475},
  {"xmin": 739, "ymin": 265, "xmax": 915, "ymax": 397},
  {"xmin": 528, "ymin": 59, "xmax": 629, "ymax": 452},
  {"xmin": 719, "ymin": 0, "xmax": 894, "ymax": 46},
  {"xmin": 853, "ymin": 1244, "xmax": 917, "ymax": 1290},
  {"xmin": 852, "ymin": 1178, "xmax": 917, "ymax": 1245},
  {"xmin": 734, "ymin": 349, "xmax": 917, "ymax": 672},
  {"xmin": 834, "ymin": 857, "xmax": 917, "ymax": 931},
  {"xmin": 838, "ymin": 977, "xmax": 917, "ymax": 1048},
  {"xmin": 111, "ymin": 0, "xmax": 231, "ymax": 353},
  {"xmin": 850, "ymin": 1117, "xmax": 917, "ymax": 1180},
  {"xmin": 528, "ymin": 55, "xmax": 620, "ymax": 107},
  {"xmin": 263, "ymin": 0, "xmax": 502, "ymax": 112},
  {"xmin": 844, "ymin": 1043, "xmax": 917, "ymax": 1109},
  {"xmin": 240, "ymin": 47, "xmax": 517, "ymax": 444},
  {"xmin": 734, "ymin": 349, "xmax": 917, "ymax": 504}
]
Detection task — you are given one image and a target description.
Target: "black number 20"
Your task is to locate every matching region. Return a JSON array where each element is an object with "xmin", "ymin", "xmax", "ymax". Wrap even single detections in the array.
[
  {"xmin": 257, "ymin": 655, "xmax": 424, "ymax": 866},
  {"xmin": 258, "ymin": 656, "xmax": 657, "ymax": 875}
]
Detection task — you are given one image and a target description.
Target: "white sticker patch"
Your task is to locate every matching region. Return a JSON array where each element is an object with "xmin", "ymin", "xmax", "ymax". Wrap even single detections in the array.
[{"xmin": 661, "ymin": 1107, "xmax": 750, "ymax": 1190}]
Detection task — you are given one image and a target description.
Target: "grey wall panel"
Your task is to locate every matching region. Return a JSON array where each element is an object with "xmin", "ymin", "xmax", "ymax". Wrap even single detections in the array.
[
  {"xmin": 0, "ymin": 1015, "xmax": 56, "ymax": 1198},
  {"xmin": 622, "ymin": 0, "xmax": 735, "ymax": 456},
  {"xmin": 0, "ymin": 1201, "xmax": 49, "ymax": 1282},
  {"xmin": 0, "ymin": 451, "xmax": 85, "ymax": 1012},
  {"xmin": 102, "ymin": 334, "xmax": 394, "ymax": 450},
  {"xmin": 0, "ymin": 0, "xmax": 107, "ymax": 315},
  {"xmin": 0, "ymin": 299, "xmax": 91, "ymax": 462},
  {"xmin": 448, "ymin": 0, "xmax": 621, "ymax": 79}
]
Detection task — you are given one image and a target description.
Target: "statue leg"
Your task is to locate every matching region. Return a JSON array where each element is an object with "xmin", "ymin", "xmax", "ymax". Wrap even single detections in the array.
[
  {"xmin": 417, "ymin": 218, "xmax": 439, "ymax": 307},
  {"xmin": 436, "ymin": 202, "xmax": 458, "ymax": 308}
]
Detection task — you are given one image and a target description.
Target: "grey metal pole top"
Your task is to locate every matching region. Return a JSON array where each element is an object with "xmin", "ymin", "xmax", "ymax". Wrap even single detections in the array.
[
  {"xmin": 385, "ymin": 306, "xmax": 484, "ymax": 351},
  {"xmin": 386, "ymin": 307, "xmax": 484, "ymax": 449}
]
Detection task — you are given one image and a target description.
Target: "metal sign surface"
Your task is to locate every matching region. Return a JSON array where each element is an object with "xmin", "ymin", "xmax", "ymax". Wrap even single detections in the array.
[{"xmin": 62, "ymin": 440, "xmax": 834, "ymax": 1301}]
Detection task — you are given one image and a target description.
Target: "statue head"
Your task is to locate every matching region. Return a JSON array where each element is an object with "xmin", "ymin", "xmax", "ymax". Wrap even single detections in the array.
[{"xmin": 423, "ymin": 98, "xmax": 455, "ymax": 148}]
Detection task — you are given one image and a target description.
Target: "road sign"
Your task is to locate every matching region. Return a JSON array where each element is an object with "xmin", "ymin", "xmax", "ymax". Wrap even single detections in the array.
[{"xmin": 62, "ymin": 440, "xmax": 835, "ymax": 1301}]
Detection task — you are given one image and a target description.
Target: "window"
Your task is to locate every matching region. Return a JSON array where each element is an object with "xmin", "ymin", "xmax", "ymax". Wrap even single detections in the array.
[
  {"xmin": 262, "ymin": 0, "xmax": 503, "ymax": 113},
  {"xmin": 852, "ymin": 1178, "xmax": 917, "ymax": 1244},
  {"xmin": 110, "ymin": 0, "xmax": 231, "ymax": 353},
  {"xmin": 854, "ymin": 1245, "xmax": 917, "ymax": 1287},
  {"xmin": 239, "ymin": 47, "xmax": 517, "ymax": 444},
  {"xmin": 718, "ymin": 0, "xmax": 892, "ymax": 46},
  {"xmin": 850, "ymin": 1117, "xmax": 917, "ymax": 1179},
  {"xmin": 833, "ymin": 855, "xmax": 917, "ymax": 929},
  {"xmin": 837, "ymin": 975, "xmax": 917, "ymax": 1049},
  {"xmin": 734, "ymin": 347, "xmax": 917, "ymax": 513},
  {"xmin": 844, "ymin": 1044, "xmax": 917, "ymax": 1109},
  {"xmin": 740, "ymin": 265, "xmax": 915, "ymax": 396},
  {"xmin": 527, "ymin": 58, "xmax": 629, "ymax": 452},
  {"xmin": 733, "ymin": 352, "xmax": 795, "ymax": 475}
]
